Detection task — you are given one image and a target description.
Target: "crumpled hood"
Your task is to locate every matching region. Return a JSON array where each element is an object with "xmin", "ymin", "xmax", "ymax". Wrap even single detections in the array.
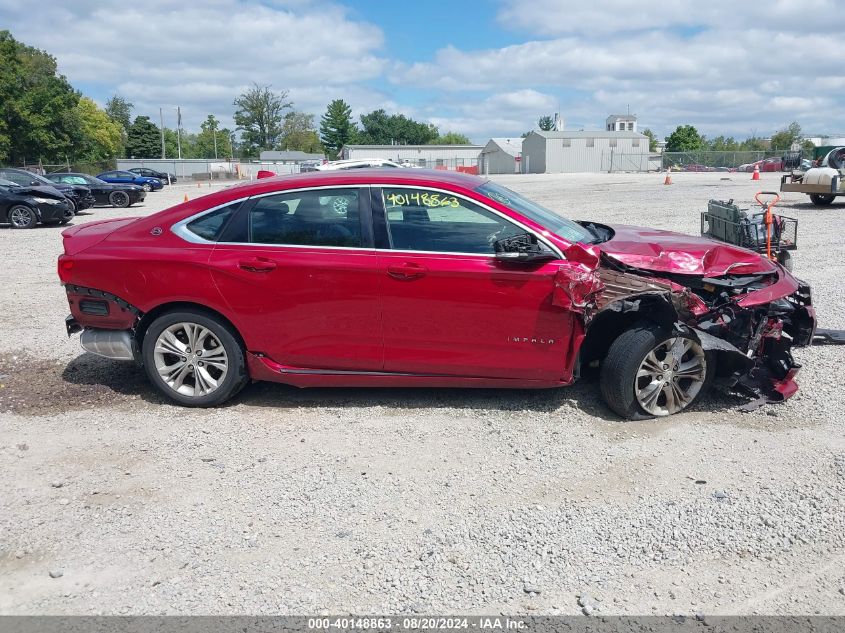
[{"xmin": 599, "ymin": 224, "xmax": 777, "ymax": 276}]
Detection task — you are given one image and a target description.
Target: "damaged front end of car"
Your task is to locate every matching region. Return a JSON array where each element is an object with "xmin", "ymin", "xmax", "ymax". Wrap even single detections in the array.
[{"xmin": 565, "ymin": 241, "xmax": 817, "ymax": 410}]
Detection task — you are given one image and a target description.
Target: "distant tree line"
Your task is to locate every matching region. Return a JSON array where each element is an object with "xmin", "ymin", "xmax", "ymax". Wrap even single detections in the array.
[{"xmin": 662, "ymin": 122, "xmax": 815, "ymax": 153}]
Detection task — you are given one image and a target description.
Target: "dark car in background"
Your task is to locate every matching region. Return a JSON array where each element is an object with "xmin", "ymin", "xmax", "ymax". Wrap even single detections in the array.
[
  {"xmin": 129, "ymin": 167, "xmax": 177, "ymax": 184},
  {"xmin": 47, "ymin": 173, "xmax": 145, "ymax": 208},
  {"xmin": 0, "ymin": 178, "xmax": 74, "ymax": 228},
  {"xmin": 97, "ymin": 170, "xmax": 164, "ymax": 192},
  {"xmin": 0, "ymin": 167, "xmax": 95, "ymax": 213}
]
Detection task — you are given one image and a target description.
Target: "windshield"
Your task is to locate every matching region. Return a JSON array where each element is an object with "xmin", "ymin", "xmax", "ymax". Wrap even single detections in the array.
[
  {"xmin": 475, "ymin": 181, "xmax": 594, "ymax": 244},
  {"xmin": 28, "ymin": 172, "xmax": 56, "ymax": 186}
]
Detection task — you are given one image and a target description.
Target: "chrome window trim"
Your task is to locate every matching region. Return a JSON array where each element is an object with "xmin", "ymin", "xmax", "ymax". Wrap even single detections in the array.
[{"xmin": 170, "ymin": 182, "xmax": 564, "ymax": 260}]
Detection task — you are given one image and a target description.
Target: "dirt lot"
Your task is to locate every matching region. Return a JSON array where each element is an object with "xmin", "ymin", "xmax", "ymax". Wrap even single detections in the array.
[{"xmin": 1, "ymin": 172, "xmax": 844, "ymax": 615}]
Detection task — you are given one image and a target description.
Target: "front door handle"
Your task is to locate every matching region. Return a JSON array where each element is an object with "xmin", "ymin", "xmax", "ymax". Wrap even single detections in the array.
[
  {"xmin": 387, "ymin": 262, "xmax": 427, "ymax": 280},
  {"xmin": 238, "ymin": 257, "xmax": 277, "ymax": 273}
]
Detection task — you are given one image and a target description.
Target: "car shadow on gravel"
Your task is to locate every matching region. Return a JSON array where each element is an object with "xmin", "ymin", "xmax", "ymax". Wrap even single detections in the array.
[{"xmin": 0, "ymin": 351, "xmax": 763, "ymax": 421}]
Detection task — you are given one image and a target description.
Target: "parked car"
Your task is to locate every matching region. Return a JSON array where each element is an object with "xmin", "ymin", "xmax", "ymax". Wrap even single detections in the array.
[
  {"xmin": 58, "ymin": 170, "xmax": 815, "ymax": 418},
  {"xmin": 315, "ymin": 158, "xmax": 403, "ymax": 170},
  {"xmin": 96, "ymin": 170, "xmax": 164, "ymax": 192},
  {"xmin": 47, "ymin": 173, "xmax": 145, "ymax": 208},
  {"xmin": 0, "ymin": 178, "xmax": 74, "ymax": 228},
  {"xmin": 0, "ymin": 167, "xmax": 95, "ymax": 213},
  {"xmin": 741, "ymin": 158, "xmax": 783, "ymax": 172},
  {"xmin": 128, "ymin": 167, "xmax": 177, "ymax": 184}
]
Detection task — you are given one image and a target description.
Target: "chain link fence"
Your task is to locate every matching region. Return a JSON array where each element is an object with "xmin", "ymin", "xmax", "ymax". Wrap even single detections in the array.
[{"xmin": 662, "ymin": 151, "xmax": 784, "ymax": 172}]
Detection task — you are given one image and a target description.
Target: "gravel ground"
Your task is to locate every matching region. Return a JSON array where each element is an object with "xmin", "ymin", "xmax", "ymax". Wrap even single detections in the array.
[{"xmin": 1, "ymin": 172, "xmax": 844, "ymax": 615}]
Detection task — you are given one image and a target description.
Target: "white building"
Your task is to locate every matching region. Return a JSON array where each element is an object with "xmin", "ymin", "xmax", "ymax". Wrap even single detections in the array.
[
  {"xmin": 341, "ymin": 144, "xmax": 483, "ymax": 170},
  {"xmin": 479, "ymin": 138, "xmax": 523, "ymax": 174},
  {"xmin": 521, "ymin": 130, "xmax": 651, "ymax": 173},
  {"xmin": 606, "ymin": 114, "xmax": 638, "ymax": 132}
]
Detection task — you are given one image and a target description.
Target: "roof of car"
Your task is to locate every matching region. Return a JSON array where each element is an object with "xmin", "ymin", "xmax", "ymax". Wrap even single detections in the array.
[{"xmin": 228, "ymin": 168, "xmax": 488, "ymax": 193}]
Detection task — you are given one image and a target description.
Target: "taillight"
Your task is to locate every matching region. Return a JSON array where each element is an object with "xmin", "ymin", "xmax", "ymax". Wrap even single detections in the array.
[{"xmin": 58, "ymin": 256, "xmax": 74, "ymax": 283}]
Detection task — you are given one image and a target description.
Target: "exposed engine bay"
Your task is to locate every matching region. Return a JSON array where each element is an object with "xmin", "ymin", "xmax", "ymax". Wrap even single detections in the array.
[{"xmin": 563, "ymin": 231, "xmax": 818, "ymax": 411}]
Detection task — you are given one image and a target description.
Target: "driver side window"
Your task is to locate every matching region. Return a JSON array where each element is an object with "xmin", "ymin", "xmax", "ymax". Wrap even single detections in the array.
[{"xmin": 382, "ymin": 187, "xmax": 523, "ymax": 254}]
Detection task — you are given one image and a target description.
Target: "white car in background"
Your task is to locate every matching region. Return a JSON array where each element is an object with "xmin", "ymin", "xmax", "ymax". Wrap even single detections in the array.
[{"xmin": 315, "ymin": 158, "xmax": 403, "ymax": 170}]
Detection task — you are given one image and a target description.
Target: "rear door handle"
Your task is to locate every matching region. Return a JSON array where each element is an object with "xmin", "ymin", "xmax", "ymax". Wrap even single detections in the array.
[
  {"xmin": 238, "ymin": 257, "xmax": 277, "ymax": 273},
  {"xmin": 387, "ymin": 262, "xmax": 427, "ymax": 280}
]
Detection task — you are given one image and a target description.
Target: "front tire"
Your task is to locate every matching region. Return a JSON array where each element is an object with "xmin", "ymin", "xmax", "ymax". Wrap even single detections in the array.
[
  {"xmin": 141, "ymin": 310, "xmax": 248, "ymax": 407},
  {"xmin": 809, "ymin": 194, "xmax": 835, "ymax": 206},
  {"xmin": 600, "ymin": 323, "xmax": 713, "ymax": 420},
  {"xmin": 109, "ymin": 190, "xmax": 131, "ymax": 208},
  {"xmin": 9, "ymin": 205, "xmax": 37, "ymax": 229},
  {"xmin": 142, "ymin": 183, "xmax": 152, "ymax": 192}
]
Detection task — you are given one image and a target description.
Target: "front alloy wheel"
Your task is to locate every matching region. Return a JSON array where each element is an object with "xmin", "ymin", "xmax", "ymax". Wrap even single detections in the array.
[
  {"xmin": 9, "ymin": 205, "xmax": 37, "ymax": 229},
  {"xmin": 142, "ymin": 182, "xmax": 152, "ymax": 192},
  {"xmin": 600, "ymin": 323, "xmax": 713, "ymax": 419},
  {"xmin": 633, "ymin": 337, "xmax": 706, "ymax": 416},
  {"xmin": 142, "ymin": 310, "xmax": 248, "ymax": 407}
]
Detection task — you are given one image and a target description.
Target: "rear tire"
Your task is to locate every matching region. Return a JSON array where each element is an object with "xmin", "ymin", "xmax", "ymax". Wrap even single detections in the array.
[
  {"xmin": 141, "ymin": 310, "xmax": 248, "ymax": 407},
  {"xmin": 9, "ymin": 205, "xmax": 37, "ymax": 229},
  {"xmin": 600, "ymin": 323, "xmax": 714, "ymax": 420},
  {"xmin": 109, "ymin": 190, "xmax": 131, "ymax": 208},
  {"xmin": 809, "ymin": 194, "xmax": 835, "ymax": 206}
]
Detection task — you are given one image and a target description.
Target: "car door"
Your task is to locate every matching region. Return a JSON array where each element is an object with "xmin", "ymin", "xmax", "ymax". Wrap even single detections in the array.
[
  {"xmin": 375, "ymin": 186, "xmax": 577, "ymax": 381},
  {"xmin": 206, "ymin": 186, "xmax": 384, "ymax": 372}
]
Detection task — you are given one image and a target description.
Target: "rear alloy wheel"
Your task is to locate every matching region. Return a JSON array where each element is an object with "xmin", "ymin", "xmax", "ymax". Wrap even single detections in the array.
[
  {"xmin": 109, "ymin": 190, "xmax": 131, "ymax": 208},
  {"xmin": 141, "ymin": 183, "xmax": 152, "ymax": 192},
  {"xmin": 600, "ymin": 323, "xmax": 713, "ymax": 419},
  {"xmin": 809, "ymin": 194, "xmax": 835, "ymax": 206},
  {"xmin": 9, "ymin": 205, "xmax": 37, "ymax": 229},
  {"xmin": 142, "ymin": 310, "xmax": 248, "ymax": 407}
]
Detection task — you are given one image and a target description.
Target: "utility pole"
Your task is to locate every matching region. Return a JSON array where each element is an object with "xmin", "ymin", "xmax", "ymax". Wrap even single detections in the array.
[
  {"xmin": 212, "ymin": 118, "xmax": 218, "ymax": 159},
  {"xmin": 159, "ymin": 107, "xmax": 166, "ymax": 159},
  {"xmin": 176, "ymin": 106, "xmax": 182, "ymax": 160}
]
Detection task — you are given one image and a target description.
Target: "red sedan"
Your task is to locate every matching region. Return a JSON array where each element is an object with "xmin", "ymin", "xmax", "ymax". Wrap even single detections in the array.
[{"xmin": 58, "ymin": 170, "xmax": 815, "ymax": 419}]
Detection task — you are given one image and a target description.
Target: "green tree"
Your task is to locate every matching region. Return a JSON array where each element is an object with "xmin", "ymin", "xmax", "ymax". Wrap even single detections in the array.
[
  {"xmin": 0, "ymin": 30, "xmax": 82, "ymax": 164},
  {"xmin": 233, "ymin": 83, "xmax": 291, "ymax": 157},
  {"xmin": 432, "ymin": 131, "xmax": 471, "ymax": 144},
  {"xmin": 739, "ymin": 135, "xmax": 767, "ymax": 151},
  {"xmin": 105, "ymin": 94, "xmax": 133, "ymax": 132},
  {"xmin": 641, "ymin": 128, "xmax": 659, "ymax": 152},
  {"xmin": 664, "ymin": 125, "xmax": 704, "ymax": 152},
  {"xmin": 125, "ymin": 115, "xmax": 161, "ymax": 158},
  {"xmin": 357, "ymin": 109, "xmax": 438, "ymax": 145},
  {"xmin": 537, "ymin": 115, "xmax": 555, "ymax": 131},
  {"xmin": 194, "ymin": 115, "xmax": 232, "ymax": 158},
  {"xmin": 706, "ymin": 135, "xmax": 739, "ymax": 152},
  {"xmin": 279, "ymin": 111, "xmax": 322, "ymax": 153},
  {"xmin": 769, "ymin": 121, "xmax": 803, "ymax": 151},
  {"xmin": 75, "ymin": 97, "xmax": 123, "ymax": 162},
  {"xmin": 320, "ymin": 99, "xmax": 356, "ymax": 160}
]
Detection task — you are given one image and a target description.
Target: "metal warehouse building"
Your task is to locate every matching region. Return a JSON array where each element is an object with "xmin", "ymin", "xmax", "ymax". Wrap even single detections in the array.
[
  {"xmin": 479, "ymin": 138, "xmax": 523, "ymax": 174},
  {"xmin": 341, "ymin": 144, "xmax": 483, "ymax": 170},
  {"xmin": 522, "ymin": 130, "xmax": 651, "ymax": 173}
]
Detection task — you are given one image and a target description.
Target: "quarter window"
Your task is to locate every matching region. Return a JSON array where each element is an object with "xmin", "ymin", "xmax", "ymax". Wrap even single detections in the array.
[
  {"xmin": 186, "ymin": 203, "xmax": 240, "ymax": 241},
  {"xmin": 247, "ymin": 188, "xmax": 362, "ymax": 247},
  {"xmin": 382, "ymin": 187, "xmax": 523, "ymax": 254}
]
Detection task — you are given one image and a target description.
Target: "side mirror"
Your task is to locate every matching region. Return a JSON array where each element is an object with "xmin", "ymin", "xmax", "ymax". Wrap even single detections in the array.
[{"xmin": 494, "ymin": 233, "xmax": 556, "ymax": 264}]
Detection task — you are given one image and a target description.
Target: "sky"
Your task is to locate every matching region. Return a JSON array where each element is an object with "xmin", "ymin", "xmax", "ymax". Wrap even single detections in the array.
[{"xmin": 2, "ymin": 0, "xmax": 843, "ymax": 143}]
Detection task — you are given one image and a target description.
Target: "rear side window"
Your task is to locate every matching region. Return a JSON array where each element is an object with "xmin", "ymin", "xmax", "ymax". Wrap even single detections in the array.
[
  {"xmin": 247, "ymin": 188, "xmax": 362, "ymax": 247},
  {"xmin": 186, "ymin": 203, "xmax": 239, "ymax": 241}
]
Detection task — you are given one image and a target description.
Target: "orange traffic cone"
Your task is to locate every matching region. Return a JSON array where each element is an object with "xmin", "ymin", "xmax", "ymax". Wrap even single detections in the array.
[
  {"xmin": 183, "ymin": 194, "xmax": 189, "ymax": 202},
  {"xmin": 752, "ymin": 165, "xmax": 760, "ymax": 181},
  {"xmin": 663, "ymin": 169, "xmax": 672, "ymax": 185}
]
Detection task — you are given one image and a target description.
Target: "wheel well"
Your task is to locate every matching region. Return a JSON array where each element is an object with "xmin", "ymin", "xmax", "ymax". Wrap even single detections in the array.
[
  {"xmin": 135, "ymin": 302, "xmax": 246, "ymax": 350},
  {"xmin": 579, "ymin": 296, "xmax": 677, "ymax": 374}
]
